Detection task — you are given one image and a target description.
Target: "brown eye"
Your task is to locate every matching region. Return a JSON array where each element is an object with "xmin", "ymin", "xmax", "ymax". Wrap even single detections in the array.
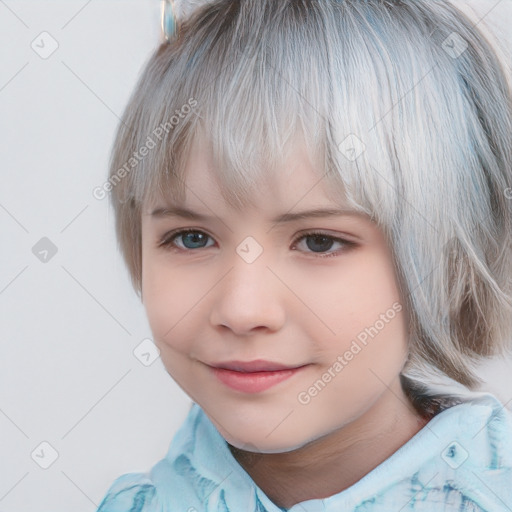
[
  {"xmin": 304, "ymin": 234, "xmax": 335, "ymax": 253},
  {"xmin": 292, "ymin": 232, "xmax": 356, "ymax": 258}
]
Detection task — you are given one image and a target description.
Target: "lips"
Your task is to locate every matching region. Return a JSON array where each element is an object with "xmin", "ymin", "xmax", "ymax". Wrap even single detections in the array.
[
  {"xmin": 212, "ymin": 359, "xmax": 303, "ymax": 372},
  {"xmin": 208, "ymin": 359, "xmax": 308, "ymax": 393}
]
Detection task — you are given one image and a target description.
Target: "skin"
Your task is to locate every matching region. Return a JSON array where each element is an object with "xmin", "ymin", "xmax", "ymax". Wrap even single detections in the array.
[{"xmin": 141, "ymin": 133, "xmax": 430, "ymax": 509}]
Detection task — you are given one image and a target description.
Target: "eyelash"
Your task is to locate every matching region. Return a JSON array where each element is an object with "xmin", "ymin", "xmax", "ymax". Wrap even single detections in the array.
[{"xmin": 157, "ymin": 229, "xmax": 356, "ymax": 258}]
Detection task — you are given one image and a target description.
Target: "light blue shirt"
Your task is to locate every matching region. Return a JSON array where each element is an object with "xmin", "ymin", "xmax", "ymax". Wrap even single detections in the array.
[{"xmin": 96, "ymin": 392, "xmax": 512, "ymax": 511}]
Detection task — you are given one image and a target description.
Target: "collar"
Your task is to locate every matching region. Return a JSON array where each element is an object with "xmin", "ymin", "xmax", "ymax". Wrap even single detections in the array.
[{"xmin": 152, "ymin": 392, "xmax": 512, "ymax": 511}]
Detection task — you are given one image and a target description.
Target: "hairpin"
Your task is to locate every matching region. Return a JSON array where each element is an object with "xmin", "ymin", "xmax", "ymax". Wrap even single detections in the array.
[
  {"xmin": 162, "ymin": 0, "xmax": 178, "ymax": 42},
  {"xmin": 162, "ymin": 0, "xmax": 212, "ymax": 42}
]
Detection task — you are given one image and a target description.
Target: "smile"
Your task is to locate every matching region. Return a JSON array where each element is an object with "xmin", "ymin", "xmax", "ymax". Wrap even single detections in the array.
[{"xmin": 208, "ymin": 360, "xmax": 309, "ymax": 393}]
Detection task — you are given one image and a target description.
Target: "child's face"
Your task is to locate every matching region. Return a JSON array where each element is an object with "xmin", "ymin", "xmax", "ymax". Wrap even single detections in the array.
[{"xmin": 141, "ymin": 134, "xmax": 410, "ymax": 453}]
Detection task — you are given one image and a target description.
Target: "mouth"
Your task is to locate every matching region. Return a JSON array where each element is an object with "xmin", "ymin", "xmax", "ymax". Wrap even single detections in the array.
[
  {"xmin": 208, "ymin": 359, "xmax": 309, "ymax": 393},
  {"xmin": 212, "ymin": 359, "xmax": 305, "ymax": 372}
]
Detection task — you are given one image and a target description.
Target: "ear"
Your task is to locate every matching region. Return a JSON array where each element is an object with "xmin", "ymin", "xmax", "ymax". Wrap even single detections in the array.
[{"xmin": 162, "ymin": 0, "xmax": 215, "ymax": 41}]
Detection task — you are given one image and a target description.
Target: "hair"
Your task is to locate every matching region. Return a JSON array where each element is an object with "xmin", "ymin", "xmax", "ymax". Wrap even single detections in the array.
[{"xmin": 107, "ymin": 0, "xmax": 512, "ymax": 415}]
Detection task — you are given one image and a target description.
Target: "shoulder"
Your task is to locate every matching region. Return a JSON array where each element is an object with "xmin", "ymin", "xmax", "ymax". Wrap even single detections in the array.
[
  {"xmin": 427, "ymin": 392, "xmax": 512, "ymax": 510},
  {"xmin": 95, "ymin": 403, "xmax": 206, "ymax": 512},
  {"xmin": 464, "ymin": 392, "xmax": 512, "ymax": 472},
  {"xmin": 96, "ymin": 472, "xmax": 161, "ymax": 512},
  {"xmin": 450, "ymin": 392, "xmax": 512, "ymax": 456}
]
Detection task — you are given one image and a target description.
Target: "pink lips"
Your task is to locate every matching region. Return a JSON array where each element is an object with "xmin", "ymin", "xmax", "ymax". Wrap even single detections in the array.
[{"xmin": 209, "ymin": 359, "xmax": 307, "ymax": 393}]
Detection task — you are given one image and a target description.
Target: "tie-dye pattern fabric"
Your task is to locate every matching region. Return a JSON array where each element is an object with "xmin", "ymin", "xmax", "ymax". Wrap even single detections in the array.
[{"xmin": 96, "ymin": 393, "xmax": 512, "ymax": 511}]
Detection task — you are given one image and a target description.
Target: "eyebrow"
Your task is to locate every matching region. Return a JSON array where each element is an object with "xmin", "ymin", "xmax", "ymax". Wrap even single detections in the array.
[{"xmin": 150, "ymin": 206, "xmax": 365, "ymax": 223}]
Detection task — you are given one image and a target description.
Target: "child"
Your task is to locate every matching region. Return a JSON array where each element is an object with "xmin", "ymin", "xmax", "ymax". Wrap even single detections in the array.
[{"xmin": 97, "ymin": 0, "xmax": 512, "ymax": 510}]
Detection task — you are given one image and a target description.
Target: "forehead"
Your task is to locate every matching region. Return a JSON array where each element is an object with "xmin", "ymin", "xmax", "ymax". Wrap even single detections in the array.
[{"xmin": 178, "ymin": 131, "xmax": 343, "ymax": 212}]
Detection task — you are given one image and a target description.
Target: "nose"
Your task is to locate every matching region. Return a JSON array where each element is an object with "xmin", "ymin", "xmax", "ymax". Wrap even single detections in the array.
[{"xmin": 209, "ymin": 255, "xmax": 286, "ymax": 336}]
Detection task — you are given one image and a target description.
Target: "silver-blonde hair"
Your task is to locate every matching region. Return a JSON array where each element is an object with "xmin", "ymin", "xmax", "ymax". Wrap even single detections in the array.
[{"xmin": 108, "ymin": 0, "xmax": 512, "ymax": 414}]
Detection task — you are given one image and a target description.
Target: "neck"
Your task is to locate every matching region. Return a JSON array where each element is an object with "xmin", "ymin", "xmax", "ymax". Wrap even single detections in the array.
[{"xmin": 228, "ymin": 377, "xmax": 431, "ymax": 509}]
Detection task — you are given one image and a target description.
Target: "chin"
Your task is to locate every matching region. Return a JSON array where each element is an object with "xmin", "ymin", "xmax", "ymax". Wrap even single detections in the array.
[
  {"xmin": 201, "ymin": 399, "xmax": 326, "ymax": 453},
  {"xmin": 218, "ymin": 424, "xmax": 313, "ymax": 455}
]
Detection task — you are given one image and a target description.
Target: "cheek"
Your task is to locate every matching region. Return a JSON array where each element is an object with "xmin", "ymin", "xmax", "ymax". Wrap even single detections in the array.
[
  {"xmin": 334, "ymin": 251, "xmax": 403, "ymax": 328},
  {"xmin": 314, "ymin": 250, "xmax": 408, "ymax": 366},
  {"xmin": 141, "ymin": 252, "xmax": 216, "ymax": 361},
  {"xmin": 141, "ymin": 254, "xmax": 189, "ymax": 345}
]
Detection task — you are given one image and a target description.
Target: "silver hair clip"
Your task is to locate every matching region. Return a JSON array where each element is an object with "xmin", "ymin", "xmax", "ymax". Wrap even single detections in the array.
[
  {"xmin": 162, "ymin": 0, "xmax": 212, "ymax": 42},
  {"xmin": 162, "ymin": 0, "xmax": 178, "ymax": 42}
]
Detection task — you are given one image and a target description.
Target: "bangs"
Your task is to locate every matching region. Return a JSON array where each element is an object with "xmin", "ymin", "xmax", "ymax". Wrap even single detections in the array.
[{"xmin": 117, "ymin": 0, "xmax": 475, "ymax": 225}]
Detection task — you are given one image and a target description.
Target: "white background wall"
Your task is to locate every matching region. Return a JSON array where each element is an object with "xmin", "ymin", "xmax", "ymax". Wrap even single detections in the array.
[{"xmin": 0, "ymin": 1, "xmax": 511, "ymax": 511}]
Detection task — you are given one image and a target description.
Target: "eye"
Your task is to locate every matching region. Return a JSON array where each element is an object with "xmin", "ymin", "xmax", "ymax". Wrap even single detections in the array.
[
  {"xmin": 158, "ymin": 229, "xmax": 215, "ymax": 251},
  {"xmin": 157, "ymin": 229, "xmax": 356, "ymax": 258},
  {"xmin": 291, "ymin": 231, "xmax": 356, "ymax": 258}
]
